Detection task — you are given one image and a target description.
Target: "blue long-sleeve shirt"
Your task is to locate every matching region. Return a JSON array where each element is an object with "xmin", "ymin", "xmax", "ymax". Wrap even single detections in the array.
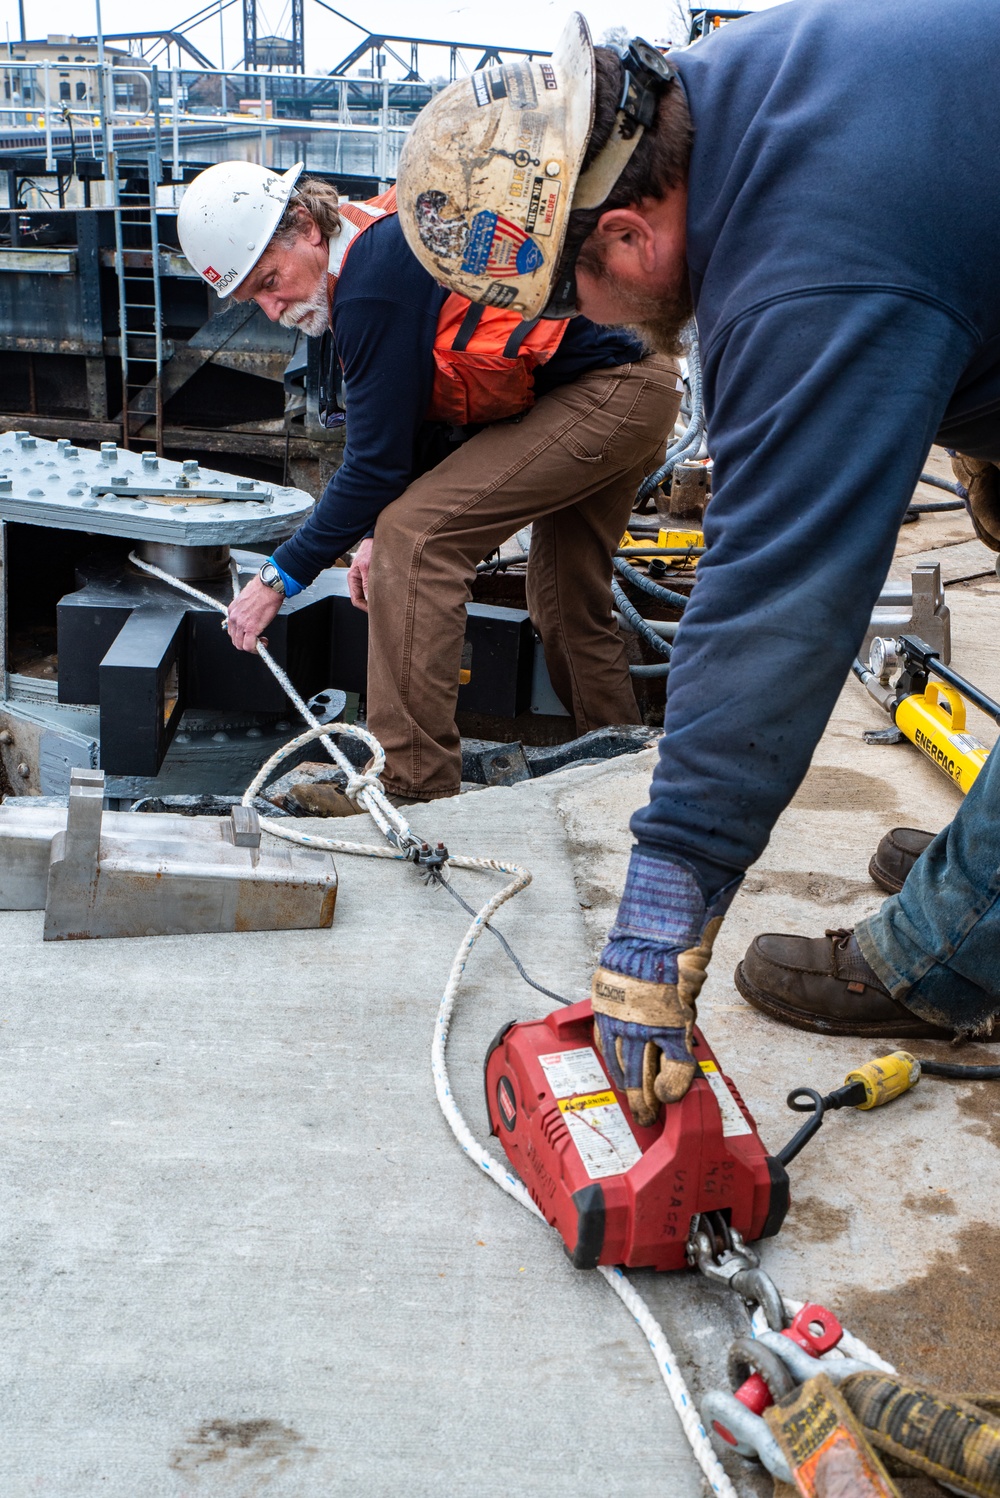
[
  {"xmin": 628, "ymin": 0, "xmax": 1000, "ymax": 888},
  {"xmin": 273, "ymin": 215, "xmax": 643, "ymax": 586}
]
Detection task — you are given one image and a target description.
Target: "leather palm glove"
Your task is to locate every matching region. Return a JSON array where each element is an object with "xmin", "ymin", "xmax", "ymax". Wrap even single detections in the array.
[{"xmin": 593, "ymin": 851, "xmax": 740, "ymax": 1126}]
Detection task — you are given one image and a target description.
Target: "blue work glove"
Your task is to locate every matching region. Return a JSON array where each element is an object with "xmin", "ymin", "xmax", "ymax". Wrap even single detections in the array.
[{"xmin": 592, "ymin": 851, "xmax": 740, "ymax": 1125}]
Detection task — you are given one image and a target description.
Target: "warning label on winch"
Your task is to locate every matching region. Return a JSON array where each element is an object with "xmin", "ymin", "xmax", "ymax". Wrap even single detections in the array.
[
  {"xmin": 538, "ymin": 1046, "xmax": 607, "ymax": 1100},
  {"xmin": 699, "ymin": 1060, "xmax": 752, "ymax": 1137},
  {"xmin": 538, "ymin": 1048, "xmax": 642, "ymax": 1179}
]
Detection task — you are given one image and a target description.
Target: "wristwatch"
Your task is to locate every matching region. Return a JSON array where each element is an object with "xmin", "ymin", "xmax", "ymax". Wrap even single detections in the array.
[{"xmin": 258, "ymin": 561, "xmax": 286, "ymax": 596}]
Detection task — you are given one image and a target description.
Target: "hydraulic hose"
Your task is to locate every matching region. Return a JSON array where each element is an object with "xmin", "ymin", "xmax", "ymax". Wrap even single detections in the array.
[
  {"xmin": 919, "ymin": 471, "xmax": 966, "ymax": 498},
  {"xmin": 612, "ymin": 580, "xmax": 672, "ymax": 657},
  {"xmin": 635, "ymin": 323, "xmax": 704, "ymax": 506},
  {"xmin": 613, "ymin": 556, "xmax": 690, "ymax": 612}
]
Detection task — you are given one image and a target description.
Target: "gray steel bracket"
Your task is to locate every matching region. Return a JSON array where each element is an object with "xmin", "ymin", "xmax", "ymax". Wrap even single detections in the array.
[{"xmin": 0, "ymin": 768, "xmax": 337, "ymax": 940}]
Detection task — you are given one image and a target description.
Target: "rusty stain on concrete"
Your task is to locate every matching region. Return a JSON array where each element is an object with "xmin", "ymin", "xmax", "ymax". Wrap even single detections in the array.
[
  {"xmin": 783, "ymin": 1193, "xmax": 851, "ymax": 1243},
  {"xmin": 902, "ymin": 1188, "xmax": 958, "ymax": 1216},
  {"xmin": 838, "ymin": 1221, "xmax": 1000, "ymax": 1393},
  {"xmin": 169, "ymin": 1417, "xmax": 314, "ymax": 1473}
]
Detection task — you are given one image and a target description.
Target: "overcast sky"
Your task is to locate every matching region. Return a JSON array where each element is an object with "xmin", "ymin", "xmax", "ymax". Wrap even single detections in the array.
[{"xmin": 1, "ymin": 0, "xmax": 788, "ymax": 76}]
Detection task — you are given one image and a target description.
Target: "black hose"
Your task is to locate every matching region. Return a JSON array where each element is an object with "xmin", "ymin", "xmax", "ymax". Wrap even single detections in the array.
[
  {"xmin": 615, "ymin": 546, "xmax": 706, "ymax": 558},
  {"xmin": 919, "ymin": 471, "xmax": 966, "ymax": 498},
  {"xmin": 907, "ymin": 500, "xmax": 965, "ymax": 514},
  {"xmin": 612, "ymin": 581, "xmax": 672, "ymax": 657},
  {"xmin": 477, "ymin": 550, "xmax": 529, "ymax": 573},
  {"xmin": 630, "ymin": 662, "xmax": 671, "ymax": 677},
  {"xmin": 613, "ymin": 556, "xmax": 690, "ymax": 611},
  {"xmin": 919, "ymin": 1059, "xmax": 1000, "ymax": 1079}
]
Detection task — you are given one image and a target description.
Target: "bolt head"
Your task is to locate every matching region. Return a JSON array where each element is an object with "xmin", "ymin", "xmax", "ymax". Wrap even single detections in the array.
[
  {"xmin": 16, "ymin": 762, "xmax": 29, "ymax": 777},
  {"xmin": 0, "ymin": 729, "xmax": 12, "ymax": 744}
]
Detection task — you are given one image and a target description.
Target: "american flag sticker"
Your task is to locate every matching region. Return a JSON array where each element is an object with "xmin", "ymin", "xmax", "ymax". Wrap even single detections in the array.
[{"xmin": 461, "ymin": 210, "xmax": 544, "ymax": 278}]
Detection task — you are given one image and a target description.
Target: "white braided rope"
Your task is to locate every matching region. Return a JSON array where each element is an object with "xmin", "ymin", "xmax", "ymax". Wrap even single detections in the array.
[{"xmin": 129, "ymin": 548, "xmax": 885, "ymax": 1496}]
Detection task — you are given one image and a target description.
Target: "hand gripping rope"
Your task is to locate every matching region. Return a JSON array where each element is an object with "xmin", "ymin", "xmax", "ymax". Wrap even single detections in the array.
[{"xmin": 131, "ymin": 547, "xmax": 890, "ymax": 1497}]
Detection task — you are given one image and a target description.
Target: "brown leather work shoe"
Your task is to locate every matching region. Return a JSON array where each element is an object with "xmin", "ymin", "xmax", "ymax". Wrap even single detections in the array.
[
  {"xmin": 868, "ymin": 827, "xmax": 935, "ymax": 894},
  {"xmin": 733, "ymin": 928, "xmax": 955, "ymax": 1038}
]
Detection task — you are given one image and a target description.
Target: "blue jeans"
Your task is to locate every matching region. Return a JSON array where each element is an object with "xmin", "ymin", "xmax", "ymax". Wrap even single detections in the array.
[{"xmin": 855, "ymin": 734, "xmax": 1000, "ymax": 1034}]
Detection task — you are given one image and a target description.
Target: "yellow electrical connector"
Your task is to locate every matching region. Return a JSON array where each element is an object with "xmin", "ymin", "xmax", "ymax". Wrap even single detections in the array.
[{"xmin": 844, "ymin": 1051, "xmax": 921, "ymax": 1109}]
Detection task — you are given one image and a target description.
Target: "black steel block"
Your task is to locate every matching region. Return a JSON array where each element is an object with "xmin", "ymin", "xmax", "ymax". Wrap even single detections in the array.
[
  {"xmin": 319, "ymin": 568, "xmax": 534, "ymax": 716},
  {"xmin": 98, "ymin": 606, "xmax": 187, "ymax": 776}
]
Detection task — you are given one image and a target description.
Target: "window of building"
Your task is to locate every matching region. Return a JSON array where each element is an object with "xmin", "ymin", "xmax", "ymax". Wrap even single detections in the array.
[
  {"xmin": 57, "ymin": 55, "xmax": 69, "ymax": 62},
  {"xmin": 59, "ymin": 81, "xmax": 71, "ymax": 100},
  {"xmin": 76, "ymin": 81, "xmax": 87, "ymax": 100}
]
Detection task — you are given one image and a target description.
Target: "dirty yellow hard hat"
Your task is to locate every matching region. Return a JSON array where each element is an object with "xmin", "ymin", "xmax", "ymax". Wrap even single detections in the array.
[{"xmin": 396, "ymin": 14, "xmax": 676, "ymax": 321}]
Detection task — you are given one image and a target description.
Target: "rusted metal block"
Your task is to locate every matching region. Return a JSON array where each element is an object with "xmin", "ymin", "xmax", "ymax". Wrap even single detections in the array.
[{"xmin": 0, "ymin": 769, "xmax": 336, "ymax": 939}]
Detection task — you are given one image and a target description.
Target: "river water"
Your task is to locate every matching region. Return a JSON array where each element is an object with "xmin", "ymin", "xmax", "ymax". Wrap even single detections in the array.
[{"xmin": 176, "ymin": 123, "xmax": 405, "ymax": 184}]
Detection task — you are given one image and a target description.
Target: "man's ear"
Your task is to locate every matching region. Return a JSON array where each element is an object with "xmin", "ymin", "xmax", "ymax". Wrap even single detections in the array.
[
  {"xmin": 297, "ymin": 208, "xmax": 324, "ymax": 247},
  {"xmin": 593, "ymin": 207, "xmax": 657, "ymax": 267}
]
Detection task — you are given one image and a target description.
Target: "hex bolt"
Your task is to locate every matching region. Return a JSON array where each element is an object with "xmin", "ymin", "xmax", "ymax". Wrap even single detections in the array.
[
  {"xmin": 12, "ymin": 430, "xmax": 29, "ymax": 441},
  {"xmin": 64, "ymin": 446, "xmax": 78, "ymax": 460},
  {"xmin": 182, "ymin": 459, "xmax": 199, "ymax": 475},
  {"xmin": 175, "ymin": 475, "xmax": 189, "ymax": 488},
  {"xmin": 236, "ymin": 479, "xmax": 255, "ymax": 491},
  {"xmin": 0, "ymin": 478, "xmax": 11, "ymax": 492},
  {"xmin": 0, "ymin": 729, "xmax": 12, "ymax": 745},
  {"xmin": 56, "ymin": 438, "xmax": 71, "ymax": 451},
  {"xmin": 141, "ymin": 452, "xmax": 159, "ymax": 470},
  {"xmin": 16, "ymin": 762, "xmax": 29, "ymax": 778},
  {"xmin": 100, "ymin": 442, "xmax": 117, "ymax": 464},
  {"xmin": 19, "ymin": 436, "xmax": 36, "ymax": 450}
]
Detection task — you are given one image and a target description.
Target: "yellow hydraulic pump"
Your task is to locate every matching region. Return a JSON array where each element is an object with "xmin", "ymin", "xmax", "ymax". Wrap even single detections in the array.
[{"xmin": 855, "ymin": 633, "xmax": 995, "ymax": 794}]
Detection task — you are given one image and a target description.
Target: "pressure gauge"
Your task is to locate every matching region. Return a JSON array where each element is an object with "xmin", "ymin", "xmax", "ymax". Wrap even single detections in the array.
[{"xmin": 869, "ymin": 636, "xmax": 900, "ymax": 685}]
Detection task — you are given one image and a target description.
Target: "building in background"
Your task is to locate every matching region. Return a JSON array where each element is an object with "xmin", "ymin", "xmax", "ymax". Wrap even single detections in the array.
[{"xmin": 1, "ymin": 36, "xmax": 150, "ymax": 115}]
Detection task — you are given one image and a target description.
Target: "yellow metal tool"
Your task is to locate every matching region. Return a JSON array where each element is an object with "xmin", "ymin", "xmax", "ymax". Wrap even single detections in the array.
[
  {"xmin": 855, "ymin": 633, "xmax": 995, "ymax": 794},
  {"xmin": 619, "ymin": 527, "xmax": 705, "ymax": 569}
]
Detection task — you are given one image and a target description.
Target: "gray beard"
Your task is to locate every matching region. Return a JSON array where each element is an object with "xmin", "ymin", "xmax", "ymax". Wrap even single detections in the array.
[{"xmin": 278, "ymin": 279, "xmax": 329, "ymax": 336}]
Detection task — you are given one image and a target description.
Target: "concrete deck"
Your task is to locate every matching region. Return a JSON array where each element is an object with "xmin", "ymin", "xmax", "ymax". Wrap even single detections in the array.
[{"xmin": 2, "ymin": 494, "xmax": 997, "ymax": 1496}]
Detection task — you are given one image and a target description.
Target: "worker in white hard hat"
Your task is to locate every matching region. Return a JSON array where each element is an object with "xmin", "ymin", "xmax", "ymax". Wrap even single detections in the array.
[
  {"xmin": 177, "ymin": 155, "xmax": 681, "ymax": 807},
  {"xmin": 396, "ymin": 1, "xmax": 1000, "ymax": 1122}
]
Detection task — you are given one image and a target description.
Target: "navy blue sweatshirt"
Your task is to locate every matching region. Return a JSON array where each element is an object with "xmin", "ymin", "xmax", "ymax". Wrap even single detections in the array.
[
  {"xmin": 273, "ymin": 215, "xmax": 643, "ymax": 585},
  {"xmin": 628, "ymin": 0, "xmax": 1000, "ymax": 888}
]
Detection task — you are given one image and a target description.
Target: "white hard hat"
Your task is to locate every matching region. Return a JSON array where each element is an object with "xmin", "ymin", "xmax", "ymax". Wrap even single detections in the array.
[
  {"xmin": 396, "ymin": 15, "xmax": 675, "ymax": 320},
  {"xmin": 177, "ymin": 160, "xmax": 304, "ymax": 298}
]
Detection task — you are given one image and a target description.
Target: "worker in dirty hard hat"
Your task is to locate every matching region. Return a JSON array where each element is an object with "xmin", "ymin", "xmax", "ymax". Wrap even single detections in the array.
[
  {"xmin": 176, "ymin": 159, "xmax": 682, "ymax": 806},
  {"xmin": 396, "ymin": 0, "xmax": 1000, "ymax": 1125}
]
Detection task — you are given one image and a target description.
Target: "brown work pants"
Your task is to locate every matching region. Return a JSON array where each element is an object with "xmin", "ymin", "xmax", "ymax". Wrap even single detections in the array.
[{"xmin": 366, "ymin": 352, "xmax": 682, "ymax": 799}]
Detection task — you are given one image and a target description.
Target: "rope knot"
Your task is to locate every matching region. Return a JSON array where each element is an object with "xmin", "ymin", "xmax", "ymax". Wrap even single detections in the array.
[{"xmin": 344, "ymin": 770, "xmax": 382, "ymax": 802}]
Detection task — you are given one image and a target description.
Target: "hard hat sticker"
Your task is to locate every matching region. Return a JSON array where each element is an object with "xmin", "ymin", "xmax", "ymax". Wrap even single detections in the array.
[
  {"xmin": 203, "ymin": 265, "xmax": 221, "ymax": 284},
  {"xmin": 524, "ymin": 177, "xmax": 560, "ymax": 237},
  {"xmin": 461, "ymin": 211, "xmax": 544, "ymax": 278},
  {"xmin": 483, "ymin": 282, "xmax": 518, "ymax": 308},
  {"xmin": 414, "ymin": 190, "xmax": 469, "ymax": 261}
]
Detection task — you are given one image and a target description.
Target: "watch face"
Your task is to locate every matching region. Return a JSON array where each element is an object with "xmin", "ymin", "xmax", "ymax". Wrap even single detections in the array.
[{"xmin": 260, "ymin": 563, "xmax": 283, "ymax": 591}]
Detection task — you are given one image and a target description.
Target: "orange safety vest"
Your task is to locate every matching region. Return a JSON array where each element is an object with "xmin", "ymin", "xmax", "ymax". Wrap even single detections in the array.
[{"xmin": 326, "ymin": 186, "xmax": 569, "ymax": 427}]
